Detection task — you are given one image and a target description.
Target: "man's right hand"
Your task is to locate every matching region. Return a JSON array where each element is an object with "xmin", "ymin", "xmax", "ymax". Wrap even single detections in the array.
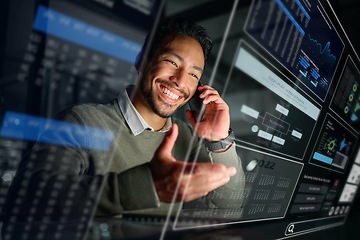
[{"xmin": 149, "ymin": 123, "xmax": 236, "ymax": 203}]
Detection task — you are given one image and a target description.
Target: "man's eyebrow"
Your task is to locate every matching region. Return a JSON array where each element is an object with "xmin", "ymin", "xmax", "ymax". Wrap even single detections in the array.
[{"xmin": 169, "ymin": 51, "xmax": 204, "ymax": 73}]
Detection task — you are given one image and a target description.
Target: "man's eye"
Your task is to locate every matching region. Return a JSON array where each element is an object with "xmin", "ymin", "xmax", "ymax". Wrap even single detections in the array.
[
  {"xmin": 190, "ymin": 73, "xmax": 199, "ymax": 80},
  {"xmin": 166, "ymin": 60, "xmax": 177, "ymax": 67}
]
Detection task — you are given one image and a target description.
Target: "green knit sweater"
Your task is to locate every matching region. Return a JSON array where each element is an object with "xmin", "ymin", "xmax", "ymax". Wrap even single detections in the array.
[{"xmin": 4, "ymin": 99, "xmax": 245, "ymax": 221}]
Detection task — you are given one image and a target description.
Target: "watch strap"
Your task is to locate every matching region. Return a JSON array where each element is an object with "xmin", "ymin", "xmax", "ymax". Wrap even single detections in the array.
[{"xmin": 204, "ymin": 128, "xmax": 235, "ymax": 151}]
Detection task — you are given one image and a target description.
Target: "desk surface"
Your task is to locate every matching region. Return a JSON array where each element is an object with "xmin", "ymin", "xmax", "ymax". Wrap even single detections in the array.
[{"xmin": 1, "ymin": 216, "xmax": 358, "ymax": 240}]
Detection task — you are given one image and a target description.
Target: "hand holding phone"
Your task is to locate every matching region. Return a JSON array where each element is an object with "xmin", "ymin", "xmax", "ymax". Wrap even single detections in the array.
[
  {"xmin": 186, "ymin": 84, "xmax": 231, "ymax": 142},
  {"xmin": 188, "ymin": 83, "xmax": 204, "ymax": 122}
]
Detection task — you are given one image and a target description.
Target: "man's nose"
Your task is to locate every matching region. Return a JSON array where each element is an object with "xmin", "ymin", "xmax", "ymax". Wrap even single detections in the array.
[{"xmin": 170, "ymin": 68, "xmax": 187, "ymax": 87}]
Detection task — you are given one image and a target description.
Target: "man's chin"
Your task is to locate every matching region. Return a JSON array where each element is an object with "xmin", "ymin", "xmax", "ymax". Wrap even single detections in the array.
[
  {"xmin": 153, "ymin": 105, "xmax": 178, "ymax": 118},
  {"xmin": 155, "ymin": 109, "xmax": 175, "ymax": 118},
  {"xmin": 153, "ymin": 100, "xmax": 180, "ymax": 116}
]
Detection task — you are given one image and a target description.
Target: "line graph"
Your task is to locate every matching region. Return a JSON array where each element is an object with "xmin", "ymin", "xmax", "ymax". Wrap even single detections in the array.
[
  {"xmin": 308, "ymin": 34, "xmax": 337, "ymax": 65},
  {"xmin": 246, "ymin": 0, "xmax": 345, "ymax": 100}
]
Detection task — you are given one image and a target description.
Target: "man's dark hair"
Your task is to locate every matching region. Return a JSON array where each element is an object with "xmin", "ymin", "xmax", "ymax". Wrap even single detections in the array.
[{"xmin": 138, "ymin": 18, "xmax": 213, "ymax": 69}]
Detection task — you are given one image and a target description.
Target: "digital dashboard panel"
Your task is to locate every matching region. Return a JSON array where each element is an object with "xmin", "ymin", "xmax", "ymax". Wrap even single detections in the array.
[
  {"xmin": 331, "ymin": 56, "xmax": 360, "ymax": 133},
  {"xmin": 228, "ymin": 41, "xmax": 320, "ymax": 160},
  {"xmin": 173, "ymin": 0, "xmax": 360, "ymax": 239},
  {"xmin": 245, "ymin": 0, "xmax": 345, "ymax": 101},
  {"xmin": 0, "ymin": 0, "xmax": 163, "ymax": 239},
  {"xmin": 1, "ymin": 0, "xmax": 360, "ymax": 240}
]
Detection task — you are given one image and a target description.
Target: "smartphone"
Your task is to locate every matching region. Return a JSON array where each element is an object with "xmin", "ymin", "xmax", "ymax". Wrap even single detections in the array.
[{"xmin": 188, "ymin": 83, "xmax": 204, "ymax": 122}]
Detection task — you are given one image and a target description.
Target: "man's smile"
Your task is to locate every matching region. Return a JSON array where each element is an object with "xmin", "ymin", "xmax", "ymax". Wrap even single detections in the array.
[{"xmin": 160, "ymin": 85, "xmax": 180, "ymax": 100}]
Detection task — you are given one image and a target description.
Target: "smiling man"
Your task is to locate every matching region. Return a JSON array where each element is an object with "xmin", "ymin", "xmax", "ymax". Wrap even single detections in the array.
[
  {"xmin": 122, "ymin": 18, "xmax": 245, "ymax": 208},
  {"xmin": 3, "ymin": 18, "xmax": 245, "ymax": 224}
]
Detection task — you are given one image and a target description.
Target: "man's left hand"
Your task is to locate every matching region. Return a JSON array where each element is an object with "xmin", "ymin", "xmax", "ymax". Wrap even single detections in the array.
[{"xmin": 185, "ymin": 84, "xmax": 230, "ymax": 142}]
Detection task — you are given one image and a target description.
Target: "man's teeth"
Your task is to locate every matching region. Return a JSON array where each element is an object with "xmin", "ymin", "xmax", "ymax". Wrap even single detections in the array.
[{"xmin": 161, "ymin": 87, "xmax": 179, "ymax": 100}]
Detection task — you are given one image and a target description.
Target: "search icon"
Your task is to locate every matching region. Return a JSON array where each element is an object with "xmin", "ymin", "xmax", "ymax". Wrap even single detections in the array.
[
  {"xmin": 287, "ymin": 224, "xmax": 295, "ymax": 233},
  {"xmin": 285, "ymin": 217, "xmax": 344, "ymax": 236}
]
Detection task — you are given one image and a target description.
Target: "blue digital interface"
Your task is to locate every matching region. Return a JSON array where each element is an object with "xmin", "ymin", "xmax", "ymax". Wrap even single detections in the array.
[
  {"xmin": 311, "ymin": 115, "xmax": 357, "ymax": 173},
  {"xmin": 0, "ymin": 112, "xmax": 114, "ymax": 151},
  {"xmin": 331, "ymin": 57, "xmax": 360, "ymax": 133},
  {"xmin": 245, "ymin": 0, "xmax": 344, "ymax": 101},
  {"xmin": 33, "ymin": 5, "xmax": 142, "ymax": 63}
]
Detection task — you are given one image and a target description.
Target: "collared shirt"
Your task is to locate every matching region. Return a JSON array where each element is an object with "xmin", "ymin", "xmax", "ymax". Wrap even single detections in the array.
[{"xmin": 117, "ymin": 85, "xmax": 172, "ymax": 136}]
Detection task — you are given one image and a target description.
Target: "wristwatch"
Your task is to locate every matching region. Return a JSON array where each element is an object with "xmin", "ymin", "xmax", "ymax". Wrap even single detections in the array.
[{"xmin": 204, "ymin": 128, "xmax": 235, "ymax": 151}]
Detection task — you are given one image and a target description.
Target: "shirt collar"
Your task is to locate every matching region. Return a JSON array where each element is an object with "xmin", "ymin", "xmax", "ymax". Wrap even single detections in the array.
[{"xmin": 117, "ymin": 85, "xmax": 172, "ymax": 136}]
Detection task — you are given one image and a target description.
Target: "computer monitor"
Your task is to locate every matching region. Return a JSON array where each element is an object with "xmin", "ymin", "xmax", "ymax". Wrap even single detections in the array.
[
  {"xmin": 1, "ymin": 0, "xmax": 360, "ymax": 239},
  {"xmin": 0, "ymin": 0, "xmax": 163, "ymax": 238},
  {"xmin": 165, "ymin": 0, "xmax": 360, "ymax": 238}
]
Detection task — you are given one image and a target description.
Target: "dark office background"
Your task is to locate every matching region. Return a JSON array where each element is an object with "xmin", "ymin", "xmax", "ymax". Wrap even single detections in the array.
[
  {"xmin": 0, "ymin": 0, "xmax": 360, "ymax": 239},
  {"xmin": 329, "ymin": 0, "xmax": 360, "ymax": 55}
]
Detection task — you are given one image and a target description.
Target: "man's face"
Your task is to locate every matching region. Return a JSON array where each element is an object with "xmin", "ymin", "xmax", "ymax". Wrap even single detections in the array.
[{"xmin": 140, "ymin": 35, "xmax": 205, "ymax": 118}]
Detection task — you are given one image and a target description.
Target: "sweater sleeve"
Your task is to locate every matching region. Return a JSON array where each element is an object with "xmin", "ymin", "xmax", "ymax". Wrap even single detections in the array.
[
  {"xmin": 2, "ymin": 105, "xmax": 161, "ymax": 227},
  {"xmin": 174, "ymin": 120, "xmax": 246, "ymax": 210},
  {"xmin": 95, "ymin": 163, "xmax": 160, "ymax": 217},
  {"xmin": 206, "ymin": 144, "xmax": 246, "ymax": 208},
  {"xmin": 2, "ymin": 148, "xmax": 161, "ymax": 240}
]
